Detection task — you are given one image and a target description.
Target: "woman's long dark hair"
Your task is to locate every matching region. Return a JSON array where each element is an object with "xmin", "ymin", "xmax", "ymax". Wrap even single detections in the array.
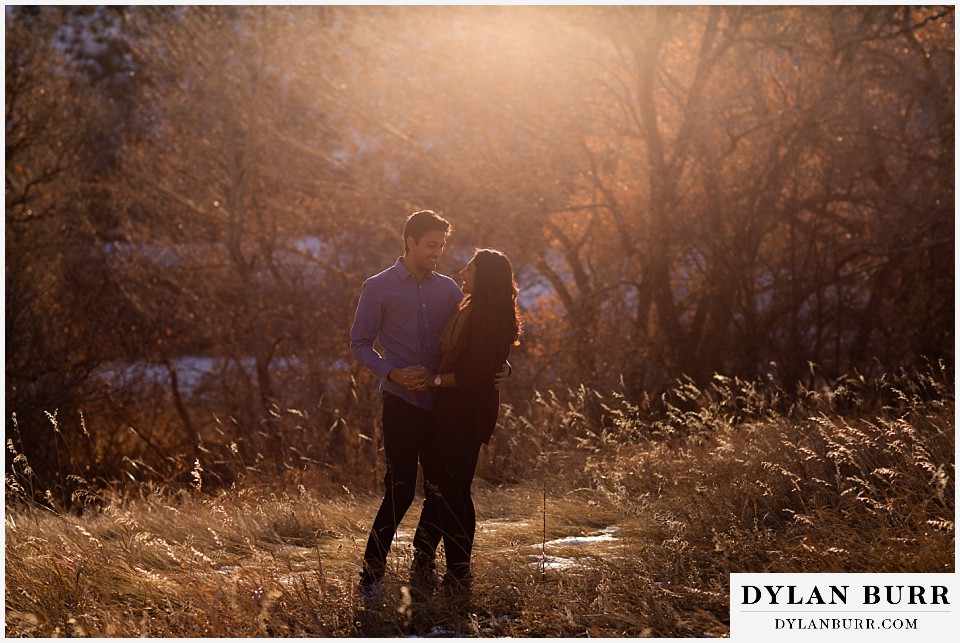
[{"xmin": 461, "ymin": 248, "xmax": 521, "ymax": 346}]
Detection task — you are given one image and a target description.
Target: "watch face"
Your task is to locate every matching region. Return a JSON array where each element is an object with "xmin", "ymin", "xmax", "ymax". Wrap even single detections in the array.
[{"xmin": 435, "ymin": 375, "xmax": 442, "ymax": 386}]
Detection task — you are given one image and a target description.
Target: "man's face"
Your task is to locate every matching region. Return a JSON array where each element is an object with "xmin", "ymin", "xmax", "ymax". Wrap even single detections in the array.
[{"xmin": 406, "ymin": 229, "xmax": 447, "ymax": 273}]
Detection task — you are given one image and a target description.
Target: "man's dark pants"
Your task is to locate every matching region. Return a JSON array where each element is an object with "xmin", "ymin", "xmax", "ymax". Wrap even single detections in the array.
[{"xmin": 360, "ymin": 392, "xmax": 441, "ymax": 585}]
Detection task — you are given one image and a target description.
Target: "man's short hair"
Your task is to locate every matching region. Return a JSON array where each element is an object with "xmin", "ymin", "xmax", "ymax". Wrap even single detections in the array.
[{"xmin": 403, "ymin": 210, "xmax": 451, "ymax": 247}]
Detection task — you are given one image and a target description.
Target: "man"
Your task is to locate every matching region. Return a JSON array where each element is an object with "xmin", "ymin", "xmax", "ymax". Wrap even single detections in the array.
[{"xmin": 350, "ymin": 210, "xmax": 508, "ymax": 597}]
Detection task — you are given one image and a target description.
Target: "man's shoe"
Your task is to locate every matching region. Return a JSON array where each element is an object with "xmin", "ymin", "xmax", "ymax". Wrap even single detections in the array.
[
  {"xmin": 410, "ymin": 554, "xmax": 440, "ymax": 592},
  {"xmin": 357, "ymin": 579, "xmax": 384, "ymax": 600}
]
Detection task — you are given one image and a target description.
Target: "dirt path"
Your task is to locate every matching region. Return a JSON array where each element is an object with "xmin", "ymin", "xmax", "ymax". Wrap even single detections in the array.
[
  {"xmin": 328, "ymin": 481, "xmax": 730, "ymax": 637},
  {"xmin": 4, "ymin": 479, "xmax": 730, "ymax": 637}
]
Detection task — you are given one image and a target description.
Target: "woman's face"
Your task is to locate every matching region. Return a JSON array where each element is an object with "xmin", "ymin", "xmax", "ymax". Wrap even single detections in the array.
[{"xmin": 459, "ymin": 261, "xmax": 477, "ymax": 295}]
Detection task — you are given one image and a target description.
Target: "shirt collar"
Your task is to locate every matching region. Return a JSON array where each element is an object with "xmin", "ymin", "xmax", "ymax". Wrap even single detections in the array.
[{"xmin": 393, "ymin": 257, "xmax": 435, "ymax": 282}]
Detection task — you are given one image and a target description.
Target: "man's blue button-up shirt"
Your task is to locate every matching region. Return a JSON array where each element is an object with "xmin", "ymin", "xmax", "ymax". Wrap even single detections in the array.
[{"xmin": 350, "ymin": 258, "xmax": 463, "ymax": 410}]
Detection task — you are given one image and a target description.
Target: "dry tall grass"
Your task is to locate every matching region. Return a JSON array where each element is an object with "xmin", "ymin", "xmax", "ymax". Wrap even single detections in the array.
[{"xmin": 5, "ymin": 365, "xmax": 953, "ymax": 637}]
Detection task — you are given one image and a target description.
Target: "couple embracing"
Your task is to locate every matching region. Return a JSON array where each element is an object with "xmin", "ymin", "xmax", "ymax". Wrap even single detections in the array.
[{"xmin": 349, "ymin": 210, "xmax": 521, "ymax": 599}]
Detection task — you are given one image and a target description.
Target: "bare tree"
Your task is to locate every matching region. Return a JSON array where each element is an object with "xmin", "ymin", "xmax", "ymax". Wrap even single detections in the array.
[{"xmin": 5, "ymin": 7, "xmax": 123, "ymax": 491}]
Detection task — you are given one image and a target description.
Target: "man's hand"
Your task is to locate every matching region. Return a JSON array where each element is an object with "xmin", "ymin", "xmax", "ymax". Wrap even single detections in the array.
[
  {"xmin": 390, "ymin": 365, "xmax": 429, "ymax": 391},
  {"xmin": 493, "ymin": 361, "xmax": 513, "ymax": 390}
]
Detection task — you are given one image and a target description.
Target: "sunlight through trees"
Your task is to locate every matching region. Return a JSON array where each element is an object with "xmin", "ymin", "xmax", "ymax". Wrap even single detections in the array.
[{"xmin": 5, "ymin": 5, "xmax": 954, "ymax": 493}]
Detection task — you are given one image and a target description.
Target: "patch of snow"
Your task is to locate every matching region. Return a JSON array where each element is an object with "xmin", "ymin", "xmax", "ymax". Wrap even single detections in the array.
[
  {"xmin": 535, "ymin": 554, "xmax": 581, "ymax": 571},
  {"xmin": 539, "ymin": 526, "xmax": 619, "ymax": 549},
  {"xmin": 528, "ymin": 526, "xmax": 620, "ymax": 571}
]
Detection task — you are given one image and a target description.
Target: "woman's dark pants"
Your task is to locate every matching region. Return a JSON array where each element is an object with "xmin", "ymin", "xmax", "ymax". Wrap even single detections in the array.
[{"xmin": 430, "ymin": 419, "xmax": 482, "ymax": 584}]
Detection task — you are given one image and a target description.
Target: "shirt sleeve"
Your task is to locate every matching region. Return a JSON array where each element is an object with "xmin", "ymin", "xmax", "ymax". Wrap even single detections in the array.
[
  {"xmin": 349, "ymin": 279, "xmax": 394, "ymax": 381},
  {"xmin": 451, "ymin": 308, "xmax": 510, "ymax": 390}
]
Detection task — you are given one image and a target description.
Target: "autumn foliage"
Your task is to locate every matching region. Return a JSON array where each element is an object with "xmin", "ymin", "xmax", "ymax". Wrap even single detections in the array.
[{"xmin": 5, "ymin": 6, "xmax": 954, "ymax": 500}]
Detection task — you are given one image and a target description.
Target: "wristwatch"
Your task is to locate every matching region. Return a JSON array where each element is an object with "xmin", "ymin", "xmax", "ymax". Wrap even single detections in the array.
[{"xmin": 434, "ymin": 374, "xmax": 442, "ymax": 387}]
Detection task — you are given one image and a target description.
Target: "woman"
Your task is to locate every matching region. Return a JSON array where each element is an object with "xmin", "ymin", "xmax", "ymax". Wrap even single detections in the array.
[{"xmin": 424, "ymin": 248, "xmax": 521, "ymax": 592}]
